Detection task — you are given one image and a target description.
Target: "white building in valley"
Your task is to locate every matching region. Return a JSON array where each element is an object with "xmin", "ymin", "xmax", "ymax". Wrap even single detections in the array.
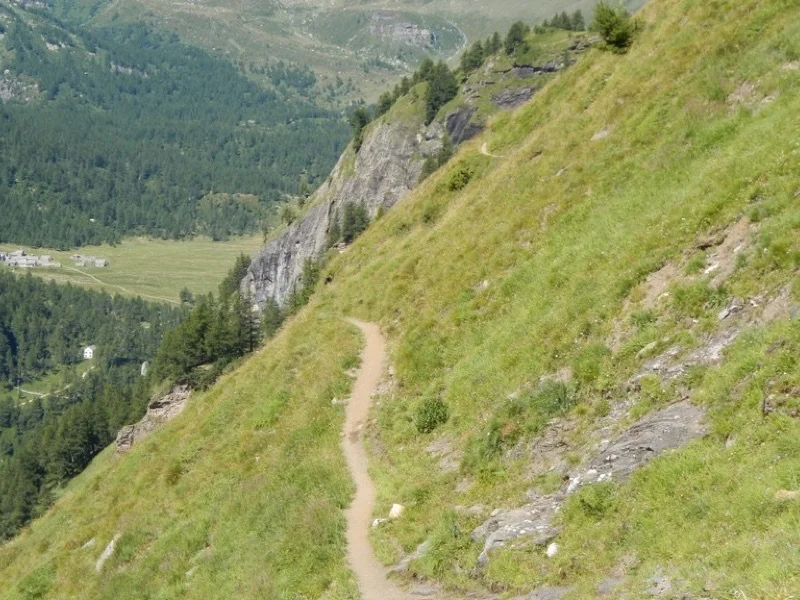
[{"xmin": 83, "ymin": 345, "xmax": 97, "ymax": 360}]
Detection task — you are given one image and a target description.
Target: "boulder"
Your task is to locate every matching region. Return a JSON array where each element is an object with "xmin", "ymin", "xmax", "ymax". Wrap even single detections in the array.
[{"xmin": 115, "ymin": 385, "xmax": 191, "ymax": 454}]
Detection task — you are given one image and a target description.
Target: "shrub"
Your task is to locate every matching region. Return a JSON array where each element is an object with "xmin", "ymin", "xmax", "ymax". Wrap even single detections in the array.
[
  {"xmin": 504, "ymin": 21, "xmax": 530, "ymax": 55},
  {"xmin": 591, "ymin": 2, "xmax": 637, "ymax": 53},
  {"xmin": 568, "ymin": 482, "xmax": 618, "ymax": 520},
  {"xmin": 446, "ymin": 164, "xmax": 473, "ymax": 191},
  {"xmin": 341, "ymin": 202, "xmax": 370, "ymax": 243},
  {"xmin": 421, "ymin": 201, "xmax": 443, "ymax": 225},
  {"xmin": 17, "ymin": 565, "xmax": 55, "ymax": 600},
  {"xmin": 416, "ymin": 396, "xmax": 449, "ymax": 433}
]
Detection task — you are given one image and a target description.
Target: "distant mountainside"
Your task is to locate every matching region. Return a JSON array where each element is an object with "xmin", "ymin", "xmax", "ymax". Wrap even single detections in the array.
[
  {"xmin": 0, "ymin": 1, "xmax": 349, "ymax": 247},
  {"xmin": 39, "ymin": 0, "xmax": 646, "ymax": 101}
]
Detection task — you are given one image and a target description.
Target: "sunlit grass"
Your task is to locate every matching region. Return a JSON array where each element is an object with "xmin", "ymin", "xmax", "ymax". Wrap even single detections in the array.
[{"xmin": 0, "ymin": 236, "xmax": 263, "ymax": 303}]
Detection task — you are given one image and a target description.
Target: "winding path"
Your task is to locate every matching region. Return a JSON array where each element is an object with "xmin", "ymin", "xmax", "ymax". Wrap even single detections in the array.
[
  {"xmin": 480, "ymin": 142, "xmax": 503, "ymax": 158},
  {"xmin": 342, "ymin": 320, "xmax": 412, "ymax": 600}
]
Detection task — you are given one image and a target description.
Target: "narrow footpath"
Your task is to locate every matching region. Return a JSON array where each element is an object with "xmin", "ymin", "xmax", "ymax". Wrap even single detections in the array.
[{"xmin": 342, "ymin": 319, "xmax": 412, "ymax": 600}]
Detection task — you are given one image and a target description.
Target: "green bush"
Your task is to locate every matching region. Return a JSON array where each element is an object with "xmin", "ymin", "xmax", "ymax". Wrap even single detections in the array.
[
  {"xmin": 591, "ymin": 2, "xmax": 637, "ymax": 53},
  {"xmin": 567, "ymin": 482, "xmax": 618, "ymax": 520},
  {"xmin": 416, "ymin": 396, "xmax": 450, "ymax": 433},
  {"xmin": 446, "ymin": 164, "xmax": 474, "ymax": 192},
  {"xmin": 165, "ymin": 460, "xmax": 185, "ymax": 486},
  {"xmin": 17, "ymin": 565, "xmax": 55, "ymax": 600}
]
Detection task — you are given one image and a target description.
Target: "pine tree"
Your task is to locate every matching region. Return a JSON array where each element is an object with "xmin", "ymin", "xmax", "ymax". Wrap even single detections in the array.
[
  {"xmin": 592, "ymin": 2, "xmax": 637, "ymax": 52},
  {"xmin": 460, "ymin": 41, "xmax": 485, "ymax": 75},
  {"xmin": 424, "ymin": 62, "xmax": 459, "ymax": 124},
  {"xmin": 376, "ymin": 91, "xmax": 394, "ymax": 116},
  {"xmin": 571, "ymin": 9, "xmax": 586, "ymax": 31},
  {"xmin": 505, "ymin": 21, "xmax": 530, "ymax": 55},
  {"xmin": 349, "ymin": 106, "xmax": 372, "ymax": 152},
  {"xmin": 260, "ymin": 297, "xmax": 284, "ymax": 340},
  {"xmin": 486, "ymin": 31, "xmax": 502, "ymax": 55},
  {"xmin": 342, "ymin": 203, "xmax": 370, "ymax": 244}
]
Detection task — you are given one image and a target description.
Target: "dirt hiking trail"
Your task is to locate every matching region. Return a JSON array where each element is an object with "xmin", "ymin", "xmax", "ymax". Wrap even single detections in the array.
[{"xmin": 342, "ymin": 320, "xmax": 412, "ymax": 600}]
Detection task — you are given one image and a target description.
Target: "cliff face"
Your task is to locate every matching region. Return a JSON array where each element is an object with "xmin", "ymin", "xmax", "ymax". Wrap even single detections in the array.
[
  {"xmin": 243, "ymin": 104, "xmax": 444, "ymax": 308},
  {"xmin": 243, "ymin": 34, "xmax": 587, "ymax": 309}
]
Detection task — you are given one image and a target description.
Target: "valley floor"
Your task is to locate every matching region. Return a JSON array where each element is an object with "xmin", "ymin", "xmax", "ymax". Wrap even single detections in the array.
[{"xmin": 0, "ymin": 236, "xmax": 263, "ymax": 303}]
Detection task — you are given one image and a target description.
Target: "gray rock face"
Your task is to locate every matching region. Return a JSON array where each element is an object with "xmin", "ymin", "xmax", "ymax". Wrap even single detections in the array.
[
  {"xmin": 368, "ymin": 13, "xmax": 437, "ymax": 48},
  {"xmin": 115, "ymin": 385, "xmax": 191, "ymax": 453},
  {"xmin": 472, "ymin": 401, "xmax": 707, "ymax": 565},
  {"xmin": 510, "ymin": 62, "xmax": 562, "ymax": 78},
  {"xmin": 243, "ymin": 114, "xmax": 443, "ymax": 309},
  {"xmin": 492, "ymin": 87, "xmax": 535, "ymax": 110},
  {"xmin": 445, "ymin": 106, "xmax": 483, "ymax": 144}
]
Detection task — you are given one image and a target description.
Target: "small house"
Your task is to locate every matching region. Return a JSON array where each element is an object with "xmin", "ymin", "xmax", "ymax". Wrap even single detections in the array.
[
  {"xmin": 83, "ymin": 345, "xmax": 96, "ymax": 360},
  {"xmin": 140, "ymin": 361, "xmax": 149, "ymax": 377}
]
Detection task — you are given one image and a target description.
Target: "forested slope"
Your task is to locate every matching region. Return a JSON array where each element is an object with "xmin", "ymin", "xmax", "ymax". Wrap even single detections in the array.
[
  {"xmin": 0, "ymin": 0, "xmax": 798, "ymax": 598},
  {"xmin": 0, "ymin": 2, "xmax": 348, "ymax": 247},
  {"xmin": 0, "ymin": 272, "xmax": 184, "ymax": 541}
]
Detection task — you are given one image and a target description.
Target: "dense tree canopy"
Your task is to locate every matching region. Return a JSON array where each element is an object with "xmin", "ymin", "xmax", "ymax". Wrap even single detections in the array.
[
  {"xmin": 0, "ymin": 6, "xmax": 349, "ymax": 247},
  {"xmin": 0, "ymin": 271, "xmax": 184, "ymax": 540}
]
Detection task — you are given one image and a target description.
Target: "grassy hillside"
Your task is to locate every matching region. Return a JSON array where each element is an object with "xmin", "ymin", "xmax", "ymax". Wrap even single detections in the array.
[{"xmin": 1, "ymin": 0, "xmax": 799, "ymax": 598}]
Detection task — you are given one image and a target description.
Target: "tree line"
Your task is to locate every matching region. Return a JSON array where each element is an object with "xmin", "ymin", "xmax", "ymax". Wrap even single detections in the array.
[{"xmin": 348, "ymin": 4, "xmax": 635, "ymax": 147}]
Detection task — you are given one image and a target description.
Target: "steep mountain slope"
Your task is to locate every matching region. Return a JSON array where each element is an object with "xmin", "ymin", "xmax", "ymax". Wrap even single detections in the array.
[
  {"xmin": 1, "ymin": 0, "xmax": 799, "ymax": 599},
  {"xmin": 244, "ymin": 29, "xmax": 588, "ymax": 308},
  {"xmin": 0, "ymin": 1, "xmax": 348, "ymax": 247}
]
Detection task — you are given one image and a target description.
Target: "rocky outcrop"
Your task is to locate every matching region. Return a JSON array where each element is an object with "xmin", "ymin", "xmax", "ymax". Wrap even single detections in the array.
[
  {"xmin": 0, "ymin": 70, "xmax": 38, "ymax": 103},
  {"xmin": 445, "ymin": 106, "xmax": 483, "ymax": 144},
  {"xmin": 243, "ymin": 111, "xmax": 444, "ymax": 309},
  {"xmin": 473, "ymin": 401, "xmax": 707, "ymax": 565},
  {"xmin": 243, "ymin": 36, "xmax": 595, "ymax": 310},
  {"xmin": 492, "ymin": 87, "xmax": 535, "ymax": 110},
  {"xmin": 368, "ymin": 12, "xmax": 437, "ymax": 48},
  {"xmin": 115, "ymin": 385, "xmax": 191, "ymax": 453}
]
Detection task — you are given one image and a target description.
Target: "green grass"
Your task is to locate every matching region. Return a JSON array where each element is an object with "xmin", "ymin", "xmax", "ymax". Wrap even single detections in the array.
[
  {"xmin": 0, "ymin": 311, "xmax": 362, "ymax": 600},
  {"xmin": 0, "ymin": 236, "xmax": 263, "ymax": 304},
  {"xmin": 1, "ymin": 0, "xmax": 800, "ymax": 597}
]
